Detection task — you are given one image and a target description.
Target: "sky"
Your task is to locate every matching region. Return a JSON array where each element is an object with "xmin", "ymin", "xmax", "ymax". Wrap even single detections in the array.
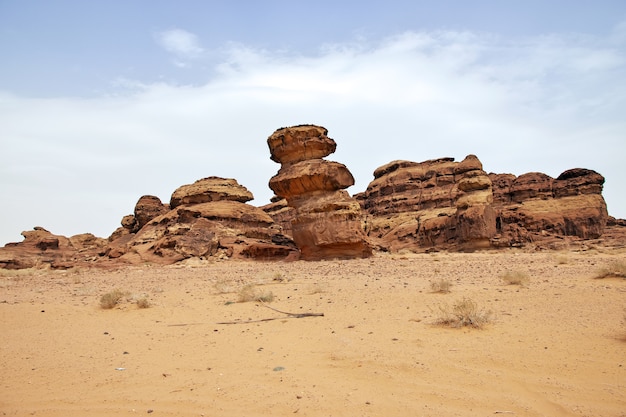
[{"xmin": 1, "ymin": 0, "xmax": 625, "ymax": 245}]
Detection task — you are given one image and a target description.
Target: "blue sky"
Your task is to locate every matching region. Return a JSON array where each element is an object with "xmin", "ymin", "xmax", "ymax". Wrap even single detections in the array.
[{"xmin": 1, "ymin": 1, "xmax": 625, "ymax": 245}]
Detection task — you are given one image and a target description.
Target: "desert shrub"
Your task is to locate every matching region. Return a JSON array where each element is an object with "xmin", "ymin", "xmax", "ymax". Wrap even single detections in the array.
[
  {"xmin": 430, "ymin": 278, "xmax": 452, "ymax": 293},
  {"xmin": 237, "ymin": 284, "xmax": 274, "ymax": 303},
  {"xmin": 136, "ymin": 297, "xmax": 151, "ymax": 309},
  {"xmin": 500, "ymin": 270, "xmax": 529, "ymax": 286},
  {"xmin": 434, "ymin": 297, "xmax": 491, "ymax": 329},
  {"xmin": 99, "ymin": 289, "xmax": 127, "ymax": 309},
  {"xmin": 595, "ymin": 261, "xmax": 626, "ymax": 279}
]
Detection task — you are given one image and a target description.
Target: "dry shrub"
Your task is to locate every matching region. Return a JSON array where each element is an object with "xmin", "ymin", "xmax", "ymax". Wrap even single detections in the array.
[
  {"xmin": 136, "ymin": 297, "xmax": 151, "ymax": 309},
  {"xmin": 237, "ymin": 284, "xmax": 274, "ymax": 303},
  {"xmin": 500, "ymin": 270, "xmax": 529, "ymax": 286},
  {"xmin": 430, "ymin": 278, "xmax": 452, "ymax": 293},
  {"xmin": 595, "ymin": 261, "xmax": 626, "ymax": 279},
  {"xmin": 99, "ymin": 289, "xmax": 127, "ymax": 309},
  {"xmin": 434, "ymin": 297, "xmax": 491, "ymax": 329}
]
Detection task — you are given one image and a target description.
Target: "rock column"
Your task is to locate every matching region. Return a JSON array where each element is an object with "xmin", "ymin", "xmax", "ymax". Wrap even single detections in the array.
[{"xmin": 268, "ymin": 125, "xmax": 372, "ymax": 260}]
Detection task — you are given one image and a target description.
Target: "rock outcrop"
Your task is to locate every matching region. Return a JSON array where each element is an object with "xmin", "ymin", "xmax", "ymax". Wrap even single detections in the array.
[
  {"xmin": 0, "ymin": 227, "xmax": 108, "ymax": 269},
  {"xmin": 489, "ymin": 168, "xmax": 609, "ymax": 248},
  {"xmin": 267, "ymin": 125, "xmax": 372, "ymax": 260},
  {"xmin": 358, "ymin": 155, "xmax": 611, "ymax": 251},
  {"xmin": 358, "ymin": 155, "xmax": 496, "ymax": 251},
  {"xmin": 106, "ymin": 177, "xmax": 297, "ymax": 264}
]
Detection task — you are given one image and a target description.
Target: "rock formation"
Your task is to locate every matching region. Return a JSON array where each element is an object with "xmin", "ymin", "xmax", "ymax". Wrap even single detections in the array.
[
  {"xmin": 357, "ymin": 155, "xmax": 496, "ymax": 251},
  {"xmin": 106, "ymin": 177, "xmax": 297, "ymax": 264},
  {"xmin": 0, "ymin": 227, "xmax": 108, "ymax": 269},
  {"xmin": 0, "ymin": 125, "xmax": 622, "ymax": 270},
  {"xmin": 267, "ymin": 125, "xmax": 372, "ymax": 260},
  {"xmin": 489, "ymin": 168, "xmax": 609, "ymax": 248},
  {"xmin": 357, "ymin": 155, "xmax": 611, "ymax": 251}
]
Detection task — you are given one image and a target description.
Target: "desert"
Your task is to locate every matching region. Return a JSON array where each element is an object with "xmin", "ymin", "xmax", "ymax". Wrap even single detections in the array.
[
  {"xmin": 1, "ymin": 249, "xmax": 625, "ymax": 417},
  {"xmin": 1, "ymin": 124, "xmax": 625, "ymax": 416}
]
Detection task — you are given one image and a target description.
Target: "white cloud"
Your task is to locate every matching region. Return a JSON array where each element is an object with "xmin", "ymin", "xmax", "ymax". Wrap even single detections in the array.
[
  {"xmin": 1, "ymin": 25, "xmax": 625, "ymax": 245},
  {"xmin": 156, "ymin": 28, "xmax": 204, "ymax": 58}
]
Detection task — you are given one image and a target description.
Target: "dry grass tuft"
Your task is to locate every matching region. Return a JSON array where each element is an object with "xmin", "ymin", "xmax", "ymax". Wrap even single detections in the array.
[
  {"xmin": 433, "ymin": 297, "xmax": 492, "ymax": 329},
  {"xmin": 430, "ymin": 278, "xmax": 452, "ymax": 293},
  {"xmin": 99, "ymin": 289, "xmax": 128, "ymax": 309},
  {"xmin": 237, "ymin": 284, "xmax": 274, "ymax": 303},
  {"xmin": 595, "ymin": 261, "xmax": 626, "ymax": 279},
  {"xmin": 500, "ymin": 270, "xmax": 530, "ymax": 286}
]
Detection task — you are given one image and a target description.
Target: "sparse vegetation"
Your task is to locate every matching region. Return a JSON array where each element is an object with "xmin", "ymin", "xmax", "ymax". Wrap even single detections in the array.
[
  {"xmin": 500, "ymin": 270, "xmax": 530, "ymax": 286},
  {"xmin": 99, "ymin": 289, "xmax": 128, "ymax": 309},
  {"xmin": 237, "ymin": 284, "xmax": 275, "ymax": 303},
  {"xmin": 430, "ymin": 278, "xmax": 452, "ymax": 293},
  {"xmin": 136, "ymin": 297, "xmax": 151, "ymax": 309},
  {"xmin": 433, "ymin": 297, "xmax": 491, "ymax": 329},
  {"xmin": 595, "ymin": 261, "xmax": 626, "ymax": 279}
]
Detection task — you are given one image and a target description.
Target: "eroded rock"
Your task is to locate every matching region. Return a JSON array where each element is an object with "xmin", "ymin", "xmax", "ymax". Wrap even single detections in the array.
[{"xmin": 268, "ymin": 125, "xmax": 371, "ymax": 260}]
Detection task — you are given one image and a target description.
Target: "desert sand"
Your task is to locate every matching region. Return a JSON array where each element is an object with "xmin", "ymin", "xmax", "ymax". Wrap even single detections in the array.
[{"xmin": 1, "ymin": 249, "xmax": 625, "ymax": 417}]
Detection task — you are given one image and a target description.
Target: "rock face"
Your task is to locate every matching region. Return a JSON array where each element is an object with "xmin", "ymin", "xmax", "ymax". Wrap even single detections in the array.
[
  {"xmin": 106, "ymin": 178, "xmax": 297, "ymax": 264},
  {"xmin": 267, "ymin": 125, "xmax": 372, "ymax": 260},
  {"xmin": 358, "ymin": 155, "xmax": 496, "ymax": 251},
  {"xmin": 358, "ymin": 155, "xmax": 610, "ymax": 251},
  {"xmin": 489, "ymin": 168, "xmax": 609, "ymax": 247}
]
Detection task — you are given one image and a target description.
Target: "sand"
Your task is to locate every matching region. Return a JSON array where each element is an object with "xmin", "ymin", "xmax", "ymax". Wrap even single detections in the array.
[{"xmin": 1, "ymin": 249, "xmax": 625, "ymax": 417}]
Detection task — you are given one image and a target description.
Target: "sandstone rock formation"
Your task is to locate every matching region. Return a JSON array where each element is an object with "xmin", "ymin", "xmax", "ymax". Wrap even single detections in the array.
[
  {"xmin": 0, "ymin": 227, "xmax": 108, "ymax": 269},
  {"xmin": 357, "ymin": 155, "xmax": 496, "ymax": 252},
  {"xmin": 106, "ymin": 177, "xmax": 297, "ymax": 264},
  {"xmin": 489, "ymin": 168, "xmax": 609, "ymax": 248},
  {"xmin": 358, "ymin": 155, "xmax": 611, "ymax": 252},
  {"xmin": 267, "ymin": 125, "xmax": 372, "ymax": 260}
]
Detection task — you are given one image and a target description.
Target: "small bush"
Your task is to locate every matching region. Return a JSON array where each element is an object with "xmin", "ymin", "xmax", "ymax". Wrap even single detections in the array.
[
  {"xmin": 237, "ymin": 284, "xmax": 274, "ymax": 303},
  {"xmin": 434, "ymin": 297, "xmax": 491, "ymax": 329},
  {"xmin": 430, "ymin": 278, "xmax": 452, "ymax": 293},
  {"xmin": 99, "ymin": 289, "xmax": 127, "ymax": 309},
  {"xmin": 595, "ymin": 261, "xmax": 626, "ymax": 279},
  {"xmin": 500, "ymin": 270, "xmax": 529, "ymax": 286},
  {"xmin": 136, "ymin": 297, "xmax": 151, "ymax": 309}
]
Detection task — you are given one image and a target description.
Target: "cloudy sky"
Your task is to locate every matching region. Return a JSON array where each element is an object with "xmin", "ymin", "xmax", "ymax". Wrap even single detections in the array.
[{"xmin": 1, "ymin": 1, "xmax": 625, "ymax": 245}]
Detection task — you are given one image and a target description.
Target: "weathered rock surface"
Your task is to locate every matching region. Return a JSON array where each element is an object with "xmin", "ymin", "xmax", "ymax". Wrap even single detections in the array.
[
  {"xmin": 489, "ymin": 168, "xmax": 609, "ymax": 247},
  {"xmin": 106, "ymin": 178, "xmax": 297, "ymax": 264},
  {"xmin": 358, "ymin": 154, "xmax": 611, "ymax": 252},
  {"xmin": 0, "ymin": 227, "xmax": 108, "ymax": 269},
  {"xmin": 170, "ymin": 177, "xmax": 254, "ymax": 208},
  {"xmin": 268, "ymin": 125, "xmax": 372, "ymax": 260},
  {"xmin": 358, "ymin": 155, "xmax": 496, "ymax": 251},
  {"xmin": 108, "ymin": 199, "xmax": 297, "ymax": 264}
]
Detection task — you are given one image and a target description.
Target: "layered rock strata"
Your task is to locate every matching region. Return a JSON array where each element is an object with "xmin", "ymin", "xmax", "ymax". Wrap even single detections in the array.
[
  {"xmin": 358, "ymin": 155, "xmax": 496, "ymax": 251},
  {"xmin": 267, "ymin": 125, "xmax": 372, "ymax": 260},
  {"xmin": 489, "ymin": 168, "xmax": 609, "ymax": 247},
  {"xmin": 106, "ymin": 177, "xmax": 297, "ymax": 264},
  {"xmin": 358, "ymin": 155, "xmax": 610, "ymax": 251}
]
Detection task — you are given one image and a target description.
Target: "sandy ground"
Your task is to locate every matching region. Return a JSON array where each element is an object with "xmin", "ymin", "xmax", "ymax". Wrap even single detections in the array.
[{"xmin": 1, "ymin": 249, "xmax": 625, "ymax": 417}]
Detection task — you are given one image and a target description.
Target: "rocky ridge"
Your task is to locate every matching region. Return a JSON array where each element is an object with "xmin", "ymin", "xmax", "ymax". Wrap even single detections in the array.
[{"xmin": 0, "ymin": 125, "xmax": 623, "ymax": 269}]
